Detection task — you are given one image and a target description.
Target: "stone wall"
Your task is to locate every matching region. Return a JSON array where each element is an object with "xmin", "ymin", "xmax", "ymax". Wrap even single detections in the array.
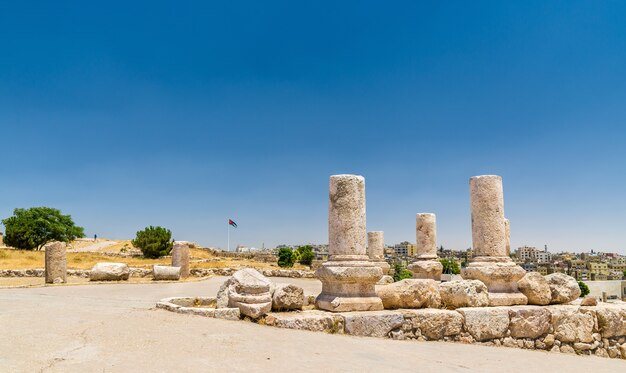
[
  {"xmin": 0, "ymin": 267, "xmax": 314, "ymax": 279},
  {"xmin": 263, "ymin": 304, "xmax": 626, "ymax": 359}
]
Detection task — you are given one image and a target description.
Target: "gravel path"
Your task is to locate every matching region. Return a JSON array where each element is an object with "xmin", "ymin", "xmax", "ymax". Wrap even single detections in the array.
[
  {"xmin": 0, "ymin": 277, "xmax": 622, "ymax": 372},
  {"xmin": 67, "ymin": 240, "xmax": 118, "ymax": 253}
]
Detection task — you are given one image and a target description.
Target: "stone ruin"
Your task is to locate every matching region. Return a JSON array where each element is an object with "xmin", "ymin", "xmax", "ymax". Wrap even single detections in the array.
[
  {"xmin": 44, "ymin": 241, "xmax": 66, "ymax": 284},
  {"xmin": 157, "ymin": 173, "xmax": 626, "ymax": 360}
]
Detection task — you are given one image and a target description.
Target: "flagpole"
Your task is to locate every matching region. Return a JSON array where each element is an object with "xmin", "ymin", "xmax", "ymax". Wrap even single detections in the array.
[{"xmin": 227, "ymin": 222, "xmax": 230, "ymax": 252}]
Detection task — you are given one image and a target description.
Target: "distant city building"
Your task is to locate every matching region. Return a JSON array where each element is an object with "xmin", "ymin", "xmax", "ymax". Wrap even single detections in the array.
[{"xmin": 516, "ymin": 246, "xmax": 551, "ymax": 263}]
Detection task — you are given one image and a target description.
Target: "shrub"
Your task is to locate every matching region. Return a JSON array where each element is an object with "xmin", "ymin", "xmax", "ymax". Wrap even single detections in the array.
[
  {"xmin": 277, "ymin": 247, "xmax": 295, "ymax": 268},
  {"xmin": 1, "ymin": 207, "xmax": 84, "ymax": 250},
  {"xmin": 440, "ymin": 258, "xmax": 461, "ymax": 275},
  {"xmin": 578, "ymin": 281, "xmax": 590, "ymax": 297},
  {"xmin": 392, "ymin": 262, "xmax": 413, "ymax": 282},
  {"xmin": 132, "ymin": 226, "xmax": 173, "ymax": 259},
  {"xmin": 296, "ymin": 245, "xmax": 315, "ymax": 266}
]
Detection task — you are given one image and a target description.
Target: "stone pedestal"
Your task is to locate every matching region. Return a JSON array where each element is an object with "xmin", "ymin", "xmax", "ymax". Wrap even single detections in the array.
[
  {"xmin": 408, "ymin": 213, "xmax": 443, "ymax": 281},
  {"xmin": 172, "ymin": 241, "xmax": 190, "ymax": 278},
  {"xmin": 461, "ymin": 175, "xmax": 527, "ymax": 306},
  {"xmin": 315, "ymin": 175, "xmax": 383, "ymax": 312},
  {"xmin": 44, "ymin": 242, "xmax": 66, "ymax": 284},
  {"xmin": 367, "ymin": 231, "xmax": 390, "ymax": 275}
]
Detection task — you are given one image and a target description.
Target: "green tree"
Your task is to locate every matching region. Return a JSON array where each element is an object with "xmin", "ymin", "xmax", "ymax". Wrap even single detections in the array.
[
  {"xmin": 1, "ymin": 207, "xmax": 84, "ymax": 250},
  {"xmin": 277, "ymin": 247, "xmax": 295, "ymax": 268},
  {"xmin": 132, "ymin": 226, "xmax": 173, "ymax": 258},
  {"xmin": 392, "ymin": 262, "xmax": 413, "ymax": 282},
  {"xmin": 296, "ymin": 245, "xmax": 315, "ymax": 266},
  {"xmin": 440, "ymin": 258, "xmax": 461, "ymax": 274},
  {"xmin": 578, "ymin": 281, "xmax": 590, "ymax": 297}
]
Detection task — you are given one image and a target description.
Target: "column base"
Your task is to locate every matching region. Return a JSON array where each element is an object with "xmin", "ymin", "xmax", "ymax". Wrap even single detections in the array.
[
  {"xmin": 372, "ymin": 260, "xmax": 391, "ymax": 275},
  {"xmin": 315, "ymin": 261, "xmax": 383, "ymax": 312},
  {"xmin": 461, "ymin": 260, "xmax": 528, "ymax": 306},
  {"xmin": 407, "ymin": 260, "xmax": 443, "ymax": 281}
]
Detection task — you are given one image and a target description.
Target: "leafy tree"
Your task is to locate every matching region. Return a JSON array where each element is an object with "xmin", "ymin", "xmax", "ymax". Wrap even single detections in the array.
[
  {"xmin": 578, "ymin": 281, "xmax": 590, "ymax": 297},
  {"xmin": 296, "ymin": 245, "xmax": 315, "ymax": 266},
  {"xmin": 132, "ymin": 226, "xmax": 173, "ymax": 258},
  {"xmin": 440, "ymin": 258, "xmax": 461, "ymax": 275},
  {"xmin": 392, "ymin": 262, "xmax": 413, "ymax": 282},
  {"xmin": 277, "ymin": 247, "xmax": 295, "ymax": 268},
  {"xmin": 1, "ymin": 207, "xmax": 84, "ymax": 250}
]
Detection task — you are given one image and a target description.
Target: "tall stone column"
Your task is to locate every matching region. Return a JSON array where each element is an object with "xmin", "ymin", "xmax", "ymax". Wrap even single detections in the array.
[
  {"xmin": 172, "ymin": 241, "xmax": 190, "ymax": 279},
  {"xmin": 408, "ymin": 213, "xmax": 443, "ymax": 280},
  {"xmin": 315, "ymin": 174, "xmax": 383, "ymax": 312},
  {"xmin": 504, "ymin": 218, "xmax": 511, "ymax": 257},
  {"xmin": 367, "ymin": 231, "xmax": 390, "ymax": 275},
  {"xmin": 44, "ymin": 242, "xmax": 66, "ymax": 284},
  {"xmin": 461, "ymin": 175, "xmax": 527, "ymax": 306}
]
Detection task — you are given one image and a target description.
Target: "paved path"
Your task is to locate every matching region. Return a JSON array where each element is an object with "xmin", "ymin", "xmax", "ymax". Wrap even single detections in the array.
[
  {"xmin": 0, "ymin": 277, "xmax": 623, "ymax": 372},
  {"xmin": 67, "ymin": 240, "xmax": 118, "ymax": 253}
]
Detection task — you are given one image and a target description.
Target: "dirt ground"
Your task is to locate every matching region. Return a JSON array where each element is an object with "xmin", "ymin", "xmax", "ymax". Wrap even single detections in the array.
[{"xmin": 1, "ymin": 277, "xmax": 623, "ymax": 373}]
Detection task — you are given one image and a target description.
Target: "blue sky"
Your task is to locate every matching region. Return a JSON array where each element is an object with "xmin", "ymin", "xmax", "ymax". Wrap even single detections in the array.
[{"xmin": 1, "ymin": 1, "xmax": 625, "ymax": 253}]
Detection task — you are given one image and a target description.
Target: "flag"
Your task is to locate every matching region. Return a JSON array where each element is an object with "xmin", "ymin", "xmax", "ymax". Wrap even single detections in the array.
[{"xmin": 228, "ymin": 219, "xmax": 237, "ymax": 228}]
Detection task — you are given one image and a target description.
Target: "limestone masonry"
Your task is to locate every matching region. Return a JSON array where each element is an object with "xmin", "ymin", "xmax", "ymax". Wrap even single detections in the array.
[
  {"xmin": 44, "ymin": 241, "xmax": 66, "ymax": 284},
  {"xmin": 315, "ymin": 174, "xmax": 383, "ymax": 312},
  {"xmin": 408, "ymin": 213, "xmax": 443, "ymax": 281}
]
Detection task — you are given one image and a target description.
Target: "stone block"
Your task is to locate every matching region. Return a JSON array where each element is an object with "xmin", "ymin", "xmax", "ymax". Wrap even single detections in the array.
[
  {"xmin": 403, "ymin": 309, "xmax": 463, "ymax": 340},
  {"xmin": 508, "ymin": 306, "xmax": 551, "ymax": 339},
  {"xmin": 341, "ymin": 311, "xmax": 404, "ymax": 338},
  {"xmin": 376, "ymin": 279, "xmax": 441, "ymax": 309},
  {"xmin": 458, "ymin": 307, "xmax": 509, "ymax": 341},
  {"xmin": 439, "ymin": 280, "xmax": 489, "ymax": 309}
]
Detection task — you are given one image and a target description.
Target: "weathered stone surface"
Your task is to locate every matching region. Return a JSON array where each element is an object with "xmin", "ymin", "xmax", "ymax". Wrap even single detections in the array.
[
  {"xmin": 265, "ymin": 311, "xmax": 343, "ymax": 332},
  {"xmin": 44, "ymin": 242, "xmax": 66, "ymax": 284},
  {"xmin": 439, "ymin": 280, "xmax": 489, "ymax": 309},
  {"xmin": 152, "ymin": 265, "xmax": 181, "ymax": 281},
  {"xmin": 171, "ymin": 241, "xmax": 190, "ymax": 278},
  {"xmin": 226, "ymin": 269, "xmax": 273, "ymax": 319},
  {"xmin": 595, "ymin": 305, "xmax": 626, "ymax": 338},
  {"xmin": 550, "ymin": 306, "xmax": 594, "ymax": 343},
  {"xmin": 367, "ymin": 231, "xmax": 390, "ymax": 275},
  {"xmin": 458, "ymin": 307, "xmax": 510, "ymax": 341},
  {"xmin": 89, "ymin": 262, "xmax": 130, "ymax": 281},
  {"xmin": 377, "ymin": 275, "xmax": 394, "ymax": 285},
  {"xmin": 216, "ymin": 278, "xmax": 231, "ymax": 308},
  {"xmin": 316, "ymin": 175, "xmax": 383, "ymax": 312},
  {"xmin": 508, "ymin": 306, "xmax": 551, "ymax": 339},
  {"xmin": 214, "ymin": 307, "xmax": 240, "ymax": 320},
  {"xmin": 580, "ymin": 296, "xmax": 598, "ymax": 306},
  {"xmin": 403, "ymin": 309, "xmax": 463, "ymax": 340},
  {"xmin": 415, "ymin": 213, "xmax": 437, "ymax": 260},
  {"xmin": 407, "ymin": 260, "xmax": 443, "ymax": 281},
  {"xmin": 560, "ymin": 344, "xmax": 576, "ymax": 354},
  {"xmin": 545, "ymin": 273, "xmax": 581, "ymax": 304},
  {"xmin": 341, "ymin": 311, "xmax": 404, "ymax": 338},
  {"xmin": 517, "ymin": 272, "xmax": 551, "ymax": 305},
  {"xmin": 376, "ymin": 279, "xmax": 441, "ymax": 309},
  {"xmin": 469, "ymin": 175, "xmax": 506, "ymax": 257},
  {"xmin": 272, "ymin": 284, "xmax": 304, "ymax": 311}
]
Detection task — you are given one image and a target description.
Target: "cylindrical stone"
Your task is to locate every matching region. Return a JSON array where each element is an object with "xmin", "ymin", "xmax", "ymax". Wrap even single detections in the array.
[
  {"xmin": 504, "ymin": 218, "xmax": 510, "ymax": 257},
  {"xmin": 45, "ymin": 242, "xmax": 66, "ymax": 284},
  {"xmin": 416, "ymin": 213, "xmax": 437, "ymax": 259},
  {"xmin": 328, "ymin": 174, "xmax": 367, "ymax": 261},
  {"xmin": 367, "ymin": 231, "xmax": 384, "ymax": 261},
  {"xmin": 469, "ymin": 175, "xmax": 506, "ymax": 258},
  {"xmin": 171, "ymin": 242, "xmax": 190, "ymax": 278}
]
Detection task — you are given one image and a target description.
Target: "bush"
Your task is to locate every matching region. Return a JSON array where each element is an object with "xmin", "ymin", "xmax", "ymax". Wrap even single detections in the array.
[
  {"xmin": 440, "ymin": 258, "xmax": 461, "ymax": 275},
  {"xmin": 578, "ymin": 281, "xmax": 590, "ymax": 297},
  {"xmin": 1, "ymin": 207, "xmax": 84, "ymax": 250},
  {"xmin": 277, "ymin": 247, "xmax": 295, "ymax": 268},
  {"xmin": 392, "ymin": 262, "xmax": 413, "ymax": 282},
  {"xmin": 296, "ymin": 245, "xmax": 315, "ymax": 266},
  {"xmin": 132, "ymin": 226, "xmax": 173, "ymax": 258}
]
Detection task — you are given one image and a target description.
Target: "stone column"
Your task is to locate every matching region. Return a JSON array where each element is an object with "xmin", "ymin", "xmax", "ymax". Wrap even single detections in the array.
[
  {"xmin": 315, "ymin": 174, "xmax": 383, "ymax": 312},
  {"xmin": 408, "ymin": 213, "xmax": 443, "ymax": 280},
  {"xmin": 44, "ymin": 242, "xmax": 66, "ymax": 284},
  {"xmin": 461, "ymin": 175, "xmax": 527, "ymax": 306},
  {"xmin": 171, "ymin": 241, "xmax": 190, "ymax": 279},
  {"xmin": 367, "ymin": 231, "xmax": 390, "ymax": 275}
]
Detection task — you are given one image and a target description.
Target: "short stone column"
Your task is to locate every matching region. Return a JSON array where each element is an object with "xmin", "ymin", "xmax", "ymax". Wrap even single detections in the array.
[
  {"xmin": 44, "ymin": 241, "xmax": 66, "ymax": 284},
  {"xmin": 461, "ymin": 175, "xmax": 527, "ymax": 306},
  {"xmin": 315, "ymin": 174, "xmax": 383, "ymax": 312},
  {"xmin": 171, "ymin": 241, "xmax": 190, "ymax": 279},
  {"xmin": 367, "ymin": 231, "xmax": 390, "ymax": 275},
  {"xmin": 408, "ymin": 213, "xmax": 443, "ymax": 280}
]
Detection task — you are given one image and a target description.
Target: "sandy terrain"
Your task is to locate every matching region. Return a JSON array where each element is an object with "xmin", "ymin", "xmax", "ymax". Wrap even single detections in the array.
[{"xmin": 0, "ymin": 277, "xmax": 623, "ymax": 372}]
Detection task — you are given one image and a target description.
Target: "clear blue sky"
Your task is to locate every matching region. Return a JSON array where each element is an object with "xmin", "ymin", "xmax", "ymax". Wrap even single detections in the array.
[{"xmin": 1, "ymin": 1, "xmax": 625, "ymax": 253}]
